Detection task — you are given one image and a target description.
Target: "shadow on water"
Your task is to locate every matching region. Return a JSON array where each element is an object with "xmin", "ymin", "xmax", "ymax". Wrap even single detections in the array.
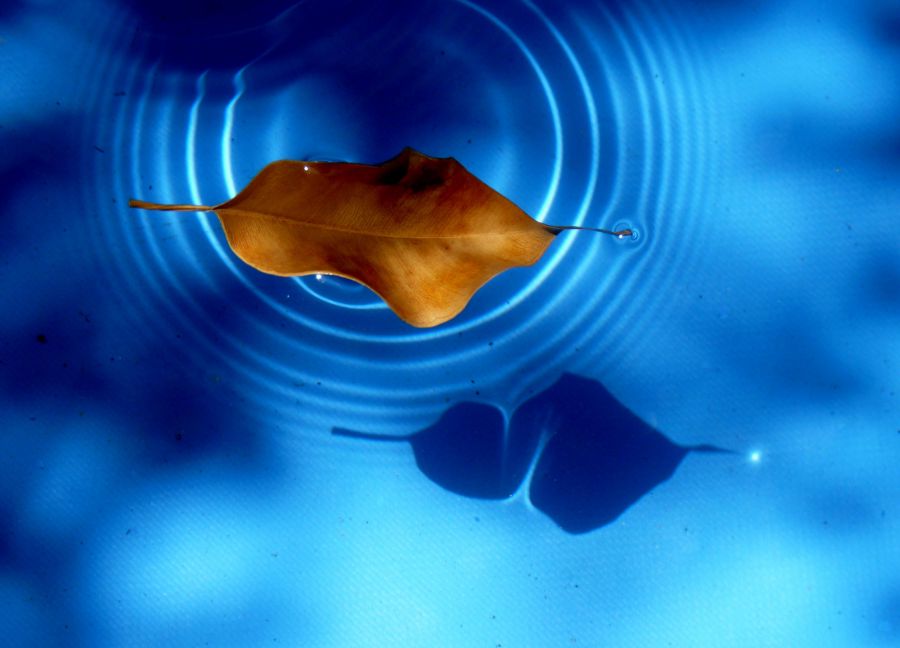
[
  {"xmin": 0, "ymin": 283, "xmax": 277, "ymax": 644},
  {"xmin": 0, "ymin": 115, "xmax": 279, "ymax": 643},
  {"xmin": 865, "ymin": 250, "xmax": 900, "ymax": 314},
  {"xmin": 116, "ymin": 0, "xmax": 445, "ymax": 73},
  {"xmin": 0, "ymin": 288, "xmax": 283, "ymax": 644},
  {"xmin": 335, "ymin": 373, "xmax": 730, "ymax": 534},
  {"xmin": 0, "ymin": 284, "xmax": 271, "ymax": 464},
  {"xmin": 119, "ymin": 0, "xmax": 297, "ymax": 34},
  {"xmin": 337, "ymin": 403, "xmax": 538, "ymax": 500},
  {"xmin": 870, "ymin": 0, "xmax": 900, "ymax": 47},
  {"xmin": 873, "ymin": 586, "xmax": 900, "ymax": 643},
  {"xmin": 4, "ymin": 0, "xmax": 894, "ymax": 640},
  {"xmin": 113, "ymin": 0, "xmax": 529, "ymax": 159},
  {"xmin": 0, "ymin": 116, "xmax": 86, "ymax": 259},
  {"xmin": 0, "ymin": 109, "xmax": 267, "ymax": 462},
  {"xmin": 0, "ymin": 1, "xmax": 25, "ymax": 22},
  {"xmin": 521, "ymin": 375, "xmax": 727, "ymax": 534}
]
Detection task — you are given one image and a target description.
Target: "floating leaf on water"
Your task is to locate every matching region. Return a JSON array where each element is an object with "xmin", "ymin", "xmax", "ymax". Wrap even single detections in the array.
[{"xmin": 129, "ymin": 148, "xmax": 630, "ymax": 327}]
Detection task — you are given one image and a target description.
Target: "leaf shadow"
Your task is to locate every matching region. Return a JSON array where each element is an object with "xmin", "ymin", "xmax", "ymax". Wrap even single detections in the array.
[{"xmin": 335, "ymin": 373, "xmax": 729, "ymax": 534}]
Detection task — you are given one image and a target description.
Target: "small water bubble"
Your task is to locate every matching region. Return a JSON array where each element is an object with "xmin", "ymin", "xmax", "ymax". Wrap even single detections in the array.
[
  {"xmin": 614, "ymin": 221, "xmax": 641, "ymax": 242},
  {"xmin": 295, "ymin": 273, "xmax": 383, "ymax": 310}
]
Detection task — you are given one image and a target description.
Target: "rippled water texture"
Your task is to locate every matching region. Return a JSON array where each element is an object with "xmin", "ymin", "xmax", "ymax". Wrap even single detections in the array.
[
  {"xmin": 96, "ymin": 0, "xmax": 716, "ymax": 427},
  {"xmin": 2, "ymin": 0, "xmax": 899, "ymax": 646}
]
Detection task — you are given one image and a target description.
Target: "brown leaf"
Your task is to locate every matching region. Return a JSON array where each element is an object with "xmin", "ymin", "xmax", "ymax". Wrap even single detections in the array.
[{"xmin": 129, "ymin": 148, "xmax": 629, "ymax": 327}]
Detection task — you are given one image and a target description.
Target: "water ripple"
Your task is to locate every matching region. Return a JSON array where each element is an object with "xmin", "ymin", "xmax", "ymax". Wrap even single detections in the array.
[{"xmin": 90, "ymin": 0, "xmax": 718, "ymax": 434}]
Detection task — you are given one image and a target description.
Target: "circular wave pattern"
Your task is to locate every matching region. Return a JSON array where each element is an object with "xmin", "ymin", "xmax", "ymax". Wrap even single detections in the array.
[{"xmin": 87, "ymin": 0, "xmax": 717, "ymax": 435}]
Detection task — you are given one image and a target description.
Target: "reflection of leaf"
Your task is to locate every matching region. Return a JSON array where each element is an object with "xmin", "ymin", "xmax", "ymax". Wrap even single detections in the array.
[
  {"xmin": 130, "ymin": 148, "xmax": 628, "ymax": 327},
  {"xmin": 334, "ymin": 402, "xmax": 537, "ymax": 500},
  {"xmin": 334, "ymin": 374, "xmax": 730, "ymax": 534}
]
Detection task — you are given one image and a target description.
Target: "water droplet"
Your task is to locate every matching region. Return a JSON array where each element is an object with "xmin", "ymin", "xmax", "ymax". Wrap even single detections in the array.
[{"xmin": 614, "ymin": 221, "xmax": 641, "ymax": 242}]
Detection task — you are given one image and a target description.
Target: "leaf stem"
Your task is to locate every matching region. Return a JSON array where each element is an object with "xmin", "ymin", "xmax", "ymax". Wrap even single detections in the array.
[
  {"xmin": 128, "ymin": 199, "xmax": 214, "ymax": 212},
  {"xmin": 332, "ymin": 428, "xmax": 413, "ymax": 442},
  {"xmin": 545, "ymin": 223, "xmax": 633, "ymax": 238}
]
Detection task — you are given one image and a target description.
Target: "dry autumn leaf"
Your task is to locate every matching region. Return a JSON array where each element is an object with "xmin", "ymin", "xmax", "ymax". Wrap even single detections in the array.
[{"xmin": 129, "ymin": 148, "xmax": 629, "ymax": 327}]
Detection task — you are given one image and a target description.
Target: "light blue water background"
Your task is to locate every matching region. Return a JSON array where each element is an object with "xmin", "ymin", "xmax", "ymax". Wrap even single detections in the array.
[{"xmin": 1, "ymin": 0, "xmax": 898, "ymax": 645}]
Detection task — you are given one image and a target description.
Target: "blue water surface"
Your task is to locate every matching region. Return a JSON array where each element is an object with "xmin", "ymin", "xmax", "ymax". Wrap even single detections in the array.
[{"xmin": 1, "ymin": 0, "xmax": 899, "ymax": 646}]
